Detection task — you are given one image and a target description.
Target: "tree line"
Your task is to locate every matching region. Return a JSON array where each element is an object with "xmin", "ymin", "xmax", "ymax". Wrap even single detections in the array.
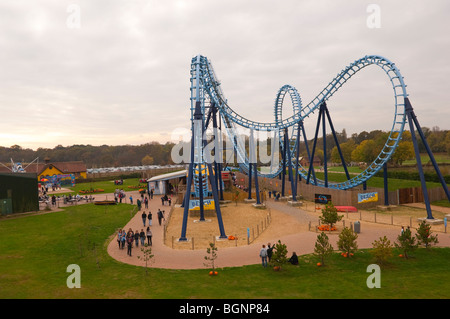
[
  {"xmin": 0, "ymin": 126, "xmax": 448, "ymax": 169},
  {"xmin": 0, "ymin": 142, "xmax": 176, "ymax": 168},
  {"xmin": 297, "ymin": 126, "xmax": 450, "ymax": 166}
]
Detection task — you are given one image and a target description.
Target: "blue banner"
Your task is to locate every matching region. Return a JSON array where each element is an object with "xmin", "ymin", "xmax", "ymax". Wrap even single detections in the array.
[{"xmin": 358, "ymin": 192, "xmax": 378, "ymax": 204}]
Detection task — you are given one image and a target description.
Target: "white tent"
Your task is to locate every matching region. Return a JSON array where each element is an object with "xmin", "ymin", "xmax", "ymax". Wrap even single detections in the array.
[{"xmin": 147, "ymin": 170, "xmax": 187, "ymax": 195}]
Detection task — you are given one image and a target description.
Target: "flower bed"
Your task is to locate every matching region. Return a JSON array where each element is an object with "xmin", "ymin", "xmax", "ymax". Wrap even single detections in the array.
[
  {"xmin": 317, "ymin": 225, "xmax": 337, "ymax": 231},
  {"xmin": 79, "ymin": 189, "xmax": 105, "ymax": 194},
  {"xmin": 127, "ymin": 185, "xmax": 147, "ymax": 189}
]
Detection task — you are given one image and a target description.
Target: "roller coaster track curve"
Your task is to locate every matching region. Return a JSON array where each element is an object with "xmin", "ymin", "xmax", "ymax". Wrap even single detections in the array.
[{"xmin": 190, "ymin": 55, "xmax": 408, "ymax": 190}]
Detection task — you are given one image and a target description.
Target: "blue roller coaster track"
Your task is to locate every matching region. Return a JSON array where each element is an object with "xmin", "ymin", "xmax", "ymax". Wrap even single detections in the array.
[
  {"xmin": 190, "ymin": 54, "xmax": 407, "ymax": 190},
  {"xmin": 180, "ymin": 54, "xmax": 449, "ymax": 240}
]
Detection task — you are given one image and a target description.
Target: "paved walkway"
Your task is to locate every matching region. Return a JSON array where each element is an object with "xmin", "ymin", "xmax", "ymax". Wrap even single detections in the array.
[
  {"xmin": 23, "ymin": 189, "xmax": 450, "ymax": 270},
  {"xmin": 105, "ymin": 197, "xmax": 450, "ymax": 270}
]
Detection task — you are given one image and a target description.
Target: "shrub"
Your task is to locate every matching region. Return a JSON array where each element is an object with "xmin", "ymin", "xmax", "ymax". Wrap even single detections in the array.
[
  {"xmin": 269, "ymin": 240, "xmax": 288, "ymax": 269},
  {"xmin": 395, "ymin": 227, "xmax": 418, "ymax": 259},
  {"xmin": 319, "ymin": 203, "xmax": 343, "ymax": 229},
  {"xmin": 314, "ymin": 232, "xmax": 334, "ymax": 266},
  {"xmin": 337, "ymin": 227, "xmax": 358, "ymax": 257},
  {"xmin": 371, "ymin": 236, "xmax": 393, "ymax": 265},
  {"xmin": 416, "ymin": 220, "xmax": 439, "ymax": 249}
]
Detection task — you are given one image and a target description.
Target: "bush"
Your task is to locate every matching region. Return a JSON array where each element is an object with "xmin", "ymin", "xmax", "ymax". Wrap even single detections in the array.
[
  {"xmin": 416, "ymin": 220, "xmax": 439, "ymax": 249},
  {"xmin": 395, "ymin": 227, "xmax": 418, "ymax": 259},
  {"xmin": 319, "ymin": 203, "xmax": 343, "ymax": 229},
  {"xmin": 269, "ymin": 240, "xmax": 288, "ymax": 269},
  {"xmin": 371, "ymin": 236, "xmax": 393, "ymax": 265},
  {"xmin": 337, "ymin": 227, "xmax": 358, "ymax": 257},
  {"xmin": 314, "ymin": 232, "xmax": 334, "ymax": 266}
]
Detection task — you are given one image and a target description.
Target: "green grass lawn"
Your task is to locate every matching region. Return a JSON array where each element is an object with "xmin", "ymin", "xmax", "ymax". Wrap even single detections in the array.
[
  {"xmin": 403, "ymin": 153, "xmax": 450, "ymax": 165},
  {"xmin": 1, "ymin": 204, "xmax": 449, "ymax": 299},
  {"xmin": 432, "ymin": 200, "xmax": 450, "ymax": 208},
  {"xmin": 58, "ymin": 178, "xmax": 146, "ymax": 196},
  {"xmin": 313, "ymin": 172, "xmax": 443, "ymax": 191}
]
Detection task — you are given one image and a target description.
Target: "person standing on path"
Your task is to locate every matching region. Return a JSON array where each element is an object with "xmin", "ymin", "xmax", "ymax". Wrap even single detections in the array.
[
  {"xmin": 126, "ymin": 231, "xmax": 133, "ymax": 256},
  {"xmin": 134, "ymin": 229, "xmax": 140, "ymax": 247},
  {"xmin": 142, "ymin": 211, "xmax": 147, "ymax": 227},
  {"xmin": 129, "ymin": 195, "xmax": 133, "ymax": 205},
  {"xmin": 146, "ymin": 226, "xmax": 152, "ymax": 246},
  {"xmin": 260, "ymin": 244, "xmax": 268, "ymax": 268},
  {"xmin": 267, "ymin": 243, "xmax": 273, "ymax": 262},
  {"xmin": 117, "ymin": 229, "xmax": 122, "ymax": 249},
  {"xmin": 148, "ymin": 211, "xmax": 152, "ymax": 226},
  {"xmin": 140, "ymin": 229, "xmax": 145, "ymax": 246},
  {"xmin": 121, "ymin": 230, "xmax": 126, "ymax": 249},
  {"xmin": 157, "ymin": 209, "xmax": 165, "ymax": 226}
]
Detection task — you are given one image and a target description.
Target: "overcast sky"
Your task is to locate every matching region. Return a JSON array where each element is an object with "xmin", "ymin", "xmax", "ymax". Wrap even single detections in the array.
[{"xmin": 0, "ymin": 0, "xmax": 449, "ymax": 150}]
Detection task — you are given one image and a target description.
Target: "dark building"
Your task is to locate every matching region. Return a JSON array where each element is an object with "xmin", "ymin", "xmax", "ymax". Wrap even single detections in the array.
[{"xmin": 0, "ymin": 173, "xmax": 39, "ymax": 215}]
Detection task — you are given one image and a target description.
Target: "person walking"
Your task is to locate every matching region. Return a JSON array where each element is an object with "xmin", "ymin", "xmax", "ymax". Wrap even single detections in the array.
[
  {"xmin": 129, "ymin": 195, "xmax": 133, "ymax": 205},
  {"xmin": 139, "ymin": 229, "xmax": 145, "ymax": 246},
  {"xmin": 142, "ymin": 211, "xmax": 147, "ymax": 227},
  {"xmin": 146, "ymin": 227, "xmax": 152, "ymax": 246},
  {"xmin": 260, "ymin": 245, "xmax": 268, "ymax": 267},
  {"xmin": 137, "ymin": 199, "xmax": 141, "ymax": 211},
  {"xmin": 117, "ymin": 229, "xmax": 122, "ymax": 249},
  {"xmin": 144, "ymin": 196, "xmax": 148, "ymax": 209},
  {"xmin": 157, "ymin": 209, "xmax": 165, "ymax": 226},
  {"xmin": 148, "ymin": 211, "xmax": 152, "ymax": 226},
  {"xmin": 126, "ymin": 231, "xmax": 133, "ymax": 256},
  {"xmin": 134, "ymin": 229, "xmax": 140, "ymax": 247},
  {"xmin": 121, "ymin": 230, "xmax": 126, "ymax": 249}
]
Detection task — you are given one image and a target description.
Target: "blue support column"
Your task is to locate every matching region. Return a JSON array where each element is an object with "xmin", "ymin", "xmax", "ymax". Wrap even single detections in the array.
[
  {"xmin": 405, "ymin": 98, "xmax": 449, "ymax": 202},
  {"xmin": 281, "ymin": 129, "xmax": 287, "ymax": 197},
  {"xmin": 307, "ymin": 104, "xmax": 323, "ymax": 185},
  {"xmin": 248, "ymin": 163, "xmax": 253, "ymax": 199},
  {"xmin": 254, "ymin": 163, "xmax": 261, "ymax": 204},
  {"xmin": 285, "ymin": 127, "xmax": 296, "ymax": 201},
  {"xmin": 293, "ymin": 122, "xmax": 301, "ymax": 201},
  {"xmin": 206, "ymin": 163, "xmax": 227, "ymax": 239},
  {"xmin": 321, "ymin": 103, "xmax": 328, "ymax": 188},
  {"xmin": 405, "ymin": 99, "xmax": 433, "ymax": 219}
]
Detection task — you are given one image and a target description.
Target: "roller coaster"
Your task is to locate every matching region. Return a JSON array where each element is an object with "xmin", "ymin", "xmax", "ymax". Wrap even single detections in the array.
[{"xmin": 178, "ymin": 55, "xmax": 450, "ymax": 241}]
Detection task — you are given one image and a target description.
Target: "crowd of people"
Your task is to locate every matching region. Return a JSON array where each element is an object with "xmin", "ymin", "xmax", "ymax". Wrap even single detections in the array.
[
  {"xmin": 116, "ymin": 227, "xmax": 152, "ymax": 256},
  {"xmin": 115, "ymin": 197, "xmax": 168, "ymax": 257}
]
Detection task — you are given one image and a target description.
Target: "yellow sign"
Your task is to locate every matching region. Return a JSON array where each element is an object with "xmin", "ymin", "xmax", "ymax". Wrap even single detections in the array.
[
  {"xmin": 189, "ymin": 199, "xmax": 215, "ymax": 210},
  {"xmin": 358, "ymin": 192, "xmax": 378, "ymax": 203}
]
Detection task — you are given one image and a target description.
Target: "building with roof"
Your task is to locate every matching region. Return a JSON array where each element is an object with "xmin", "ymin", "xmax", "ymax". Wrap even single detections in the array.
[
  {"xmin": 0, "ymin": 158, "xmax": 87, "ymax": 183},
  {"xmin": 147, "ymin": 169, "xmax": 187, "ymax": 195}
]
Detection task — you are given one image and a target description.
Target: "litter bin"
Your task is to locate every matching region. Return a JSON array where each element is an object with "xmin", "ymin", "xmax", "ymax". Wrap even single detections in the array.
[{"xmin": 354, "ymin": 221, "xmax": 360, "ymax": 233}]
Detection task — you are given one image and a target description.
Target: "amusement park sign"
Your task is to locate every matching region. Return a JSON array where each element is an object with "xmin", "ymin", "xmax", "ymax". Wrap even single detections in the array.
[{"xmin": 358, "ymin": 192, "xmax": 378, "ymax": 204}]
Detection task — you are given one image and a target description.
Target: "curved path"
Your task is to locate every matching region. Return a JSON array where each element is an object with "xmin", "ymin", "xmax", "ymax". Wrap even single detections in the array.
[{"xmin": 106, "ymin": 196, "xmax": 450, "ymax": 270}]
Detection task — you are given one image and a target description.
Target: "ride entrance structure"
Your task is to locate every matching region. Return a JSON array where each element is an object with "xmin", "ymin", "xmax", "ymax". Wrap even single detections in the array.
[{"xmin": 178, "ymin": 55, "xmax": 450, "ymax": 241}]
